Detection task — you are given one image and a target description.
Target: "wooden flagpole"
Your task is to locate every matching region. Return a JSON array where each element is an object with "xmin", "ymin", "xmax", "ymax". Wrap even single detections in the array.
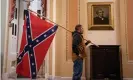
[{"xmin": 28, "ymin": 9, "xmax": 99, "ymax": 47}]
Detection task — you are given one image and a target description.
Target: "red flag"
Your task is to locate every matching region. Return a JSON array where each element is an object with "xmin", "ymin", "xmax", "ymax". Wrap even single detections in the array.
[{"xmin": 16, "ymin": 10, "xmax": 58, "ymax": 78}]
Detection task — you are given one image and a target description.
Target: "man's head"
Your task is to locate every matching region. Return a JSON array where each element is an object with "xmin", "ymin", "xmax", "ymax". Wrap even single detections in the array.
[
  {"xmin": 96, "ymin": 8, "xmax": 104, "ymax": 17},
  {"xmin": 75, "ymin": 24, "xmax": 83, "ymax": 34}
]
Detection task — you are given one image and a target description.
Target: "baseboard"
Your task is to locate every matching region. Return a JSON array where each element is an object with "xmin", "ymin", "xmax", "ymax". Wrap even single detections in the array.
[
  {"xmin": 61, "ymin": 77, "xmax": 86, "ymax": 80},
  {"xmin": 48, "ymin": 75, "xmax": 86, "ymax": 80},
  {"xmin": 123, "ymin": 78, "xmax": 133, "ymax": 80},
  {"xmin": 48, "ymin": 75, "xmax": 61, "ymax": 80}
]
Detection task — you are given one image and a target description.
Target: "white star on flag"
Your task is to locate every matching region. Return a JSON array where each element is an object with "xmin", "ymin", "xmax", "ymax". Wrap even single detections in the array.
[{"xmin": 44, "ymin": 34, "xmax": 47, "ymax": 37}]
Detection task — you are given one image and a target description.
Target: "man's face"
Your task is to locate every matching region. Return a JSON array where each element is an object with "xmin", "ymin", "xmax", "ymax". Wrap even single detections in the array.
[
  {"xmin": 98, "ymin": 10, "xmax": 103, "ymax": 17},
  {"xmin": 79, "ymin": 26, "xmax": 84, "ymax": 34}
]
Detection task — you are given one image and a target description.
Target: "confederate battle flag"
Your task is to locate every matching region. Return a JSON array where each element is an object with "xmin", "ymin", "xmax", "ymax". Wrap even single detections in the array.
[{"xmin": 16, "ymin": 10, "xmax": 58, "ymax": 79}]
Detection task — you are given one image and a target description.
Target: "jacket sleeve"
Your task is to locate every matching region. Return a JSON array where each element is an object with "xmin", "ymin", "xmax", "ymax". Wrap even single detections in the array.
[{"xmin": 72, "ymin": 33, "xmax": 82, "ymax": 55}]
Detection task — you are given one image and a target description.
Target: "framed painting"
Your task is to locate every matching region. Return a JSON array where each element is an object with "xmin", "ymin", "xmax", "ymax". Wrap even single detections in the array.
[{"xmin": 87, "ymin": 2, "xmax": 114, "ymax": 30}]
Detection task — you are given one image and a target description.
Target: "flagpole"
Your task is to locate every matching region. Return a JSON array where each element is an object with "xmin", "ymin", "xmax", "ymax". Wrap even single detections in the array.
[
  {"xmin": 28, "ymin": 9, "xmax": 99, "ymax": 47},
  {"xmin": 28, "ymin": 9, "xmax": 72, "ymax": 33}
]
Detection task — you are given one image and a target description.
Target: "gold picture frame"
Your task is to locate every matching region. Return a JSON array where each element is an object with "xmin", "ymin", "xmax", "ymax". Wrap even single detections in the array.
[{"xmin": 87, "ymin": 2, "xmax": 114, "ymax": 30}]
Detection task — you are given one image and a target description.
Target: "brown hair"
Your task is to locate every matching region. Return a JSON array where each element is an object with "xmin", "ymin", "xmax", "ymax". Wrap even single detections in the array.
[{"xmin": 75, "ymin": 24, "xmax": 82, "ymax": 31}]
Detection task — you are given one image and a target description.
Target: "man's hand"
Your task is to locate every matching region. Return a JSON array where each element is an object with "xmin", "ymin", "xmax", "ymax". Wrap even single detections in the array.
[
  {"xmin": 85, "ymin": 40, "xmax": 91, "ymax": 45},
  {"xmin": 86, "ymin": 40, "xmax": 91, "ymax": 43}
]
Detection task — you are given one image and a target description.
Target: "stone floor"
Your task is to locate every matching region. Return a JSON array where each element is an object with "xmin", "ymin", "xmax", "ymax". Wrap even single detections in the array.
[
  {"xmin": 7, "ymin": 78, "xmax": 47, "ymax": 80},
  {"xmin": 2, "ymin": 73, "xmax": 48, "ymax": 80},
  {"xmin": 2, "ymin": 78, "xmax": 47, "ymax": 80}
]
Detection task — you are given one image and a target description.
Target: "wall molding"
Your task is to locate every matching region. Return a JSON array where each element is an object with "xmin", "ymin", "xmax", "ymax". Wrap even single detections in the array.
[
  {"xmin": 66, "ymin": 0, "xmax": 79, "ymax": 61},
  {"xmin": 127, "ymin": 60, "xmax": 133, "ymax": 64},
  {"xmin": 2, "ymin": 73, "xmax": 133, "ymax": 80},
  {"xmin": 48, "ymin": 75, "xmax": 86, "ymax": 80},
  {"xmin": 123, "ymin": 78, "xmax": 133, "ymax": 80},
  {"xmin": 61, "ymin": 77, "xmax": 86, "ymax": 80},
  {"xmin": 124, "ymin": 0, "xmax": 133, "ymax": 64},
  {"xmin": 47, "ymin": 76, "xmax": 132, "ymax": 80}
]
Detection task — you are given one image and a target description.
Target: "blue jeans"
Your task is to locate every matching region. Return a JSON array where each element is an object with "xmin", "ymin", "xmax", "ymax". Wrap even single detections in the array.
[{"xmin": 72, "ymin": 58, "xmax": 83, "ymax": 80}]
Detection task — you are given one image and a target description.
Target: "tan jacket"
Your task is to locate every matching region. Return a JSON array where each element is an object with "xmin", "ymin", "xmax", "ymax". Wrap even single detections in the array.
[{"xmin": 72, "ymin": 36, "xmax": 87, "ymax": 61}]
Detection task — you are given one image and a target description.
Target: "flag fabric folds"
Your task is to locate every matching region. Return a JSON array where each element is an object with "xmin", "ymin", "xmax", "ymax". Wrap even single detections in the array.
[{"xmin": 16, "ymin": 10, "xmax": 58, "ymax": 78}]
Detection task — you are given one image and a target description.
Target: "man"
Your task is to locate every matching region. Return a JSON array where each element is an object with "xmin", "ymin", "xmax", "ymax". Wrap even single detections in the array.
[
  {"xmin": 72, "ymin": 24, "xmax": 91, "ymax": 80},
  {"xmin": 94, "ymin": 8, "xmax": 109, "ymax": 25}
]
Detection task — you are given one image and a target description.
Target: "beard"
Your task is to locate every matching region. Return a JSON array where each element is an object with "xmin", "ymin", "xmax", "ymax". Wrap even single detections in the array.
[{"xmin": 80, "ymin": 30, "xmax": 83, "ymax": 34}]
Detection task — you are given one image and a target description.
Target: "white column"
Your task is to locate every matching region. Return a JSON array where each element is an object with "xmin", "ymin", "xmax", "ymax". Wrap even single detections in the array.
[
  {"xmin": 0, "ymin": 0, "xmax": 1, "ymax": 78},
  {"xmin": 2, "ymin": 0, "xmax": 10, "ymax": 79},
  {"xmin": 52, "ymin": 0, "xmax": 56, "ymax": 78},
  {"xmin": 45, "ymin": 0, "xmax": 50, "ymax": 79},
  {"xmin": 2, "ymin": 0, "xmax": 9, "ymax": 73},
  {"xmin": 6, "ymin": 0, "xmax": 19, "ymax": 78}
]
